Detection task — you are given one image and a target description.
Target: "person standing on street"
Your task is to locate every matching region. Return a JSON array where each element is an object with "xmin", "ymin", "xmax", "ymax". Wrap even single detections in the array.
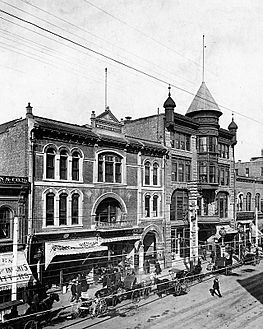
[{"xmin": 211, "ymin": 277, "xmax": 222, "ymax": 297}]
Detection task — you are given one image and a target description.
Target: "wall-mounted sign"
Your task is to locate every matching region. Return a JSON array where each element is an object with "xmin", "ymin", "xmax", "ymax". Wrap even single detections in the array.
[{"xmin": 0, "ymin": 176, "xmax": 28, "ymax": 184}]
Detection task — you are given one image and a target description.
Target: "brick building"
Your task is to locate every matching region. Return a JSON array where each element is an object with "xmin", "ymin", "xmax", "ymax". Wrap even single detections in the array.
[
  {"xmin": 235, "ymin": 151, "xmax": 263, "ymax": 246},
  {"xmin": 125, "ymin": 82, "xmax": 238, "ymax": 265},
  {"xmin": 0, "ymin": 103, "xmax": 168, "ymax": 286}
]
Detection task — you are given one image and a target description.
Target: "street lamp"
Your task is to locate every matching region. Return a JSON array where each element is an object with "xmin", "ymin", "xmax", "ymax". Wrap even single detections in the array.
[{"xmin": 219, "ymin": 227, "xmax": 227, "ymax": 257}]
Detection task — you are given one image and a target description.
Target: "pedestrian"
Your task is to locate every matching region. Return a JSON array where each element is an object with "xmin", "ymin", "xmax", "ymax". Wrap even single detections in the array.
[
  {"xmin": 144, "ymin": 259, "xmax": 150, "ymax": 274},
  {"xmin": 202, "ymin": 247, "xmax": 207, "ymax": 261},
  {"xmin": 155, "ymin": 260, "xmax": 162, "ymax": 275},
  {"xmin": 70, "ymin": 279, "xmax": 77, "ymax": 302},
  {"xmin": 210, "ymin": 250, "xmax": 215, "ymax": 263},
  {"xmin": 211, "ymin": 277, "xmax": 222, "ymax": 297}
]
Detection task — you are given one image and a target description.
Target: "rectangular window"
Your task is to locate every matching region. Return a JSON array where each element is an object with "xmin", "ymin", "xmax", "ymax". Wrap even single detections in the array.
[
  {"xmin": 178, "ymin": 163, "xmax": 184, "ymax": 182},
  {"xmin": 175, "ymin": 132, "xmax": 180, "ymax": 149},
  {"xmin": 180, "ymin": 134, "xmax": 185, "ymax": 150},
  {"xmin": 186, "ymin": 135, "xmax": 191, "ymax": 151},
  {"xmin": 235, "ymin": 168, "xmax": 238, "ymax": 176},
  {"xmin": 220, "ymin": 168, "xmax": 225, "ymax": 185},
  {"xmin": 261, "ymin": 167, "xmax": 263, "ymax": 176},
  {"xmin": 199, "ymin": 137, "xmax": 207, "ymax": 152},
  {"xmin": 172, "ymin": 162, "xmax": 177, "ymax": 181},
  {"xmin": 115, "ymin": 163, "xmax": 122, "ymax": 183},
  {"xmin": 245, "ymin": 168, "xmax": 249, "ymax": 177},
  {"xmin": 105, "ymin": 159, "xmax": 114, "ymax": 182},
  {"xmin": 209, "ymin": 165, "xmax": 216, "ymax": 183},
  {"xmin": 199, "ymin": 162, "xmax": 207, "ymax": 183},
  {"xmin": 225, "ymin": 145, "xmax": 229, "ymax": 159},
  {"xmin": 185, "ymin": 163, "xmax": 191, "ymax": 182},
  {"xmin": 226, "ymin": 169, "xmax": 230, "ymax": 185}
]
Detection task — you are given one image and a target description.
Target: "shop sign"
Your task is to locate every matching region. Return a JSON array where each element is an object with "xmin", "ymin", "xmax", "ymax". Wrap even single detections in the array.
[
  {"xmin": 0, "ymin": 175, "xmax": 28, "ymax": 184},
  {"xmin": 45, "ymin": 238, "xmax": 108, "ymax": 269},
  {"xmin": 101, "ymin": 235, "xmax": 141, "ymax": 243},
  {"xmin": 0, "ymin": 251, "xmax": 33, "ymax": 291}
]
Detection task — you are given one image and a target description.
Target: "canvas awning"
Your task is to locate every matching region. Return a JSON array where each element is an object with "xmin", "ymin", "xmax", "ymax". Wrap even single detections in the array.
[
  {"xmin": 251, "ymin": 224, "xmax": 263, "ymax": 238},
  {"xmin": 45, "ymin": 238, "xmax": 108, "ymax": 269},
  {"xmin": 207, "ymin": 225, "xmax": 238, "ymax": 243},
  {"xmin": 0, "ymin": 251, "xmax": 33, "ymax": 291}
]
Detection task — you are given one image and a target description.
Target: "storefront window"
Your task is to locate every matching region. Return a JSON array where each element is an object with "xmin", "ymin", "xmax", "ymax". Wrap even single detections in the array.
[{"xmin": 0, "ymin": 207, "xmax": 12, "ymax": 239}]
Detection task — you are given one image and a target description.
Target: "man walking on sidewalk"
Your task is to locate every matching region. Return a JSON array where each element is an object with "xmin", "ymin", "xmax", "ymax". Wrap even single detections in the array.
[{"xmin": 210, "ymin": 277, "xmax": 222, "ymax": 297}]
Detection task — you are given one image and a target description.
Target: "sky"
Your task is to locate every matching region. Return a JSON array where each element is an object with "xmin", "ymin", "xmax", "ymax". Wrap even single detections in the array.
[{"xmin": 0, "ymin": 0, "xmax": 263, "ymax": 162}]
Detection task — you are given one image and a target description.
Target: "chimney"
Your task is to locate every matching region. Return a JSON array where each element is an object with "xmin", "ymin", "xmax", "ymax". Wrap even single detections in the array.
[{"xmin": 26, "ymin": 102, "xmax": 33, "ymax": 118}]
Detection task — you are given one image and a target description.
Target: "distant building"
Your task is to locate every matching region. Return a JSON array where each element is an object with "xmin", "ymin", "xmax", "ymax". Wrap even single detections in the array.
[{"xmin": 235, "ymin": 150, "xmax": 263, "ymax": 246}]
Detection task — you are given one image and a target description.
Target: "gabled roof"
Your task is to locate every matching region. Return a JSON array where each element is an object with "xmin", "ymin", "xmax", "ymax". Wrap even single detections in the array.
[
  {"xmin": 96, "ymin": 107, "xmax": 120, "ymax": 124},
  {"xmin": 186, "ymin": 82, "xmax": 222, "ymax": 117}
]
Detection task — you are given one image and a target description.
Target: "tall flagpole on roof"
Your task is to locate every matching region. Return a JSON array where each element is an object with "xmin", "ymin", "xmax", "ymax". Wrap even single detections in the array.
[
  {"xmin": 105, "ymin": 67, "xmax": 108, "ymax": 109},
  {"xmin": 202, "ymin": 35, "xmax": 206, "ymax": 83}
]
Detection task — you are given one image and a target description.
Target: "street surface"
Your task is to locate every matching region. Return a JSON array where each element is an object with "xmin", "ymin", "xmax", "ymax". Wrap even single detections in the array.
[{"xmin": 46, "ymin": 262, "xmax": 263, "ymax": 329}]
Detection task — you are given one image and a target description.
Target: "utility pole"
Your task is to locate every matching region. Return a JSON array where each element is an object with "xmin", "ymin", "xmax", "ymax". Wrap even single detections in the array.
[
  {"xmin": 255, "ymin": 206, "xmax": 259, "ymax": 247},
  {"xmin": 11, "ymin": 216, "xmax": 19, "ymax": 301}
]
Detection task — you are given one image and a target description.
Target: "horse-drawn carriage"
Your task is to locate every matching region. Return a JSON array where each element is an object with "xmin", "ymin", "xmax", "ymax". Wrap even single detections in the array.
[
  {"xmin": 0, "ymin": 293, "xmax": 62, "ymax": 329},
  {"xmin": 154, "ymin": 263, "xmax": 204, "ymax": 298}
]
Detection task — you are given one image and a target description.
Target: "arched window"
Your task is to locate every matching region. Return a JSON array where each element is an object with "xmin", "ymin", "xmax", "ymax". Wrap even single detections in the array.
[
  {"xmin": 95, "ymin": 197, "xmax": 122, "ymax": 224},
  {"xmin": 153, "ymin": 195, "xmax": 158, "ymax": 217},
  {"xmin": 218, "ymin": 192, "xmax": 228, "ymax": 218},
  {"xmin": 237, "ymin": 194, "xmax": 243, "ymax": 211},
  {"xmin": 153, "ymin": 163, "xmax": 159, "ymax": 185},
  {"xmin": 98, "ymin": 153, "xmax": 122, "ymax": 183},
  {"xmin": 60, "ymin": 150, "xmax": 68, "ymax": 180},
  {"xmin": 59, "ymin": 193, "xmax": 67, "ymax": 225},
  {"xmin": 145, "ymin": 195, "xmax": 150, "ymax": 217},
  {"xmin": 255, "ymin": 193, "xmax": 260, "ymax": 210},
  {"xmin": 0, "ymin": 207, "xmax": 12, "ymax": 239},
  {"xmin": 46, "ymin": 148, "xmax": 56, "ymax": 179},
  {"xmin": 144, "ymin": 162, "xmax": 150, "ymax": 185},
  {"xmin": 71, "ymin": 193, "xmax": 79, "ymax": 225},
  {"xmin": 246, "ymin": 192, "xmax": 251, "ymax": 211},
  {"xmin": 46, "ymin": 193, "xmax": 55, "ymax": 226},
  {"xmin": 72, "ymin": 151, "xmax": 80, "ymax": 181}
]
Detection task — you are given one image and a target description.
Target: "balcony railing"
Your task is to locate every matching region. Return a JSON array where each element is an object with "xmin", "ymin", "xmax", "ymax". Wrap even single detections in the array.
[{"xmin": 95, "ymin": 220, "xmax": 135, "ymax": 229}]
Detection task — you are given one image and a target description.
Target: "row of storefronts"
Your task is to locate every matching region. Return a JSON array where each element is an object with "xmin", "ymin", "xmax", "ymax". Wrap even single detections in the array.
[{"xmin": 0, "ymin": 83, "xmax": 262, "ymax": 302}]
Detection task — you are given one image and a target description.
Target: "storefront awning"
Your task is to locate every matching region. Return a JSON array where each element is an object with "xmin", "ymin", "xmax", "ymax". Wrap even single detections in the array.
[
  {"xmin": 0, "ymin": 251, "xmax": 34, "ymax": 291},
  {"xmin": 45, "ymin": 239, "xmax": 108, "ymax": 269},
  {"xmin": 207, "ymin": 225, "xmax": 238, "ymax": 243},
  {"xmin": 251, "ymin": 225, "xmax": 263, "ymax": 238}
]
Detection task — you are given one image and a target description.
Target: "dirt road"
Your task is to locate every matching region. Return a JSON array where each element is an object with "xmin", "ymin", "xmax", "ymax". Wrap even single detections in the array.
[{"xmin": 47, "ymin": 262, "xmax": 263, "ymax": 329}]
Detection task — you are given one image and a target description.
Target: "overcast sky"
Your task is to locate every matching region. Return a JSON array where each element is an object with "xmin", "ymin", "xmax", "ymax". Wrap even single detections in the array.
[{"xmin": 0, "ymin": 0, "xmax": 263, "ymax": 161}]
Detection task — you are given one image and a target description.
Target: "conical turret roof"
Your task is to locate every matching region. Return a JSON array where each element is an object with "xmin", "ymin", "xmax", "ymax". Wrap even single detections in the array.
[{"xmin": 186, "ymin": 82, "xmax": 222, "ymax": 117}]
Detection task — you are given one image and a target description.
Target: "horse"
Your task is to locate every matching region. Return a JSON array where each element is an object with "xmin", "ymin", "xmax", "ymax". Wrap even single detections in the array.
[
  {"xmin": 25, "ymin": 293, "xmax": 59, "ymax": 315},
  {"xmin": 154, "ymin": 276, "xmax": 174, "ymax": 298}
]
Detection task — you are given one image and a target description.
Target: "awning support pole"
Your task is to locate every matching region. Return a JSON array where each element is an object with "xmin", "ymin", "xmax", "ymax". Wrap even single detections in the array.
[{"xmin": 11, "ymin": 216, "xmax": 19, "ymax": 301}]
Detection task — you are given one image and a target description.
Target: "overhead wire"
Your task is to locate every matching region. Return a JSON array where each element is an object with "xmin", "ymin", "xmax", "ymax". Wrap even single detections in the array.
[
  {"xmin": 0, "ymin": 7, "xmax": 262, "ymax": 125},
  {"xmin": 17, "ymin": 0, "xmax": 196, "ymax": 87}
]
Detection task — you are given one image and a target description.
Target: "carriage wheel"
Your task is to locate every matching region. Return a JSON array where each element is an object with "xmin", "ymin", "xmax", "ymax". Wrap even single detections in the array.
[
  {"xmin": 112, "ymin": 295, "xmax": 118, "ymax": 307},
  {"xmin": 23, "ymin": 320, "xmax": 39, "ymax": 329},
  {"xmin": 99, "ymin": 299, "xmax": 108, "ymax": 315},
  {"xmin": 131, "ymin": 290, "xmax": 140, "ymax": 304},
  {"xmin": 174, "ymin": 283, "xmax": 182, "ymax": 296},
  {"xmin": 182, "ymin": 280, "xmax": 190, "ymax": 293}
]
